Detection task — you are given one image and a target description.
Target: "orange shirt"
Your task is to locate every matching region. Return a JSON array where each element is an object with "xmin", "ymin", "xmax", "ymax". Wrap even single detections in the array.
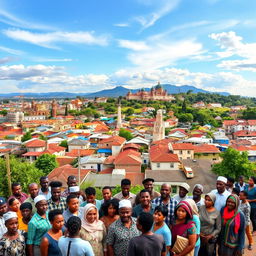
[{"xmin": 18, "ymin": 218, "xmax": 28, "ymax": 232}]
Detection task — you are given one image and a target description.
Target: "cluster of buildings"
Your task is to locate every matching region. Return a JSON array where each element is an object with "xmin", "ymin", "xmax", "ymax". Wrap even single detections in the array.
[{"xmin": 0, "ymin": 90, "xmax": 255, "ymax": 193}]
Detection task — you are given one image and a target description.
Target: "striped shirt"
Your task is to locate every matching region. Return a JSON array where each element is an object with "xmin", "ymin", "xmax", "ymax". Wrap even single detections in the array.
[
  {"xmin": 27, "ymin": 212, "xmax": 51, "ymax": 245},
  {"xmin": 152, "ymin": 196, "xmax": 178, "ymax": 226}
]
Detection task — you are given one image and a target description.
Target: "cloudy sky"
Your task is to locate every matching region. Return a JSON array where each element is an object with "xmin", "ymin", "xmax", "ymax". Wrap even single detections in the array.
[{"xmin": 0, "ymin": 0, "xmax": 255, "ymax": 95}]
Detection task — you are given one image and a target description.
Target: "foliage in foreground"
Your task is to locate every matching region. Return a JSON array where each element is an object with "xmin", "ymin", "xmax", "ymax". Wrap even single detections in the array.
[
  {"xmin": 212, "ymin": 148, "xmax": 255, "ymax": 179},
  {"xmin": 0, "ymin": 156, "xmax": 44, "ymax": 198}
]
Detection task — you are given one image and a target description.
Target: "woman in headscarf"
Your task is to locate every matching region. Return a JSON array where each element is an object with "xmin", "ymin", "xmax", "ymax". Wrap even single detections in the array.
[
  {"xmin": 0, "ymin": 212, "xmax": 26, "ymax": 256},
  {"xmin": 80, "ymin": 203, "xmax": 107, "ymax": 256},
  {"xmin": 170, "ymin": 201, "xmax": 197, "ymax": 256},
  {"xmin": 218, "ymin": 194, "xmax": 245, "ymax": 256},
  {"xmin": 185, "ymin": 199, "xmax": 200, "ymax": 256},
  {"xmin": 199, "ymin": 193, "xmax": 221, "ymax": 256}
]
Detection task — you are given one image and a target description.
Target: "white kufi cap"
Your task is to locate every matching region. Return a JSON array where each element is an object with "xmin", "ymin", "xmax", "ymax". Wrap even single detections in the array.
[
  {"xmin": 217, "ymin": 176, "xmax": 227, "ymax": 184},
  {"xmin": 3, "ymin": 211, "xmax": 17, "ymax": 222},
  {"xmin": 119, "ymin": 199, "xmax": 132, "ymax": 209},
  {"xmin": 180, "ymin": 183, "xmax": 190, "ymax": 192},
  {"xmin": 34, "ymin": 195, "xmax": 46, "ymax": 205}
]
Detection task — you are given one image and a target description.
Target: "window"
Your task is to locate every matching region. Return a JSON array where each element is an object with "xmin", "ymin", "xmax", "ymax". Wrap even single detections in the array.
[
  {"xmin": 170, "ymin": 163, "xmax": 174, "ymax": 168},
  {"xmin": 144, "ymin": 160, "xmax": 147, "ymax": 164},
  {"xmin": 179, "ymin": 150, "xmax": 182, "ymax": 154},
  {"xmin": 187, "ymin": 157, "xmax": 190, "ymax": 160},
  {"xmin": 157, "ymin": 163, "xmax": 160, "ymax": 168},
  {"xmin": 180, "ymin": 157, "xmax": 182, "ymax": 160},
  {"xmin": 187, "ymin": 150, "xmax": 190, "ymax": 154}
]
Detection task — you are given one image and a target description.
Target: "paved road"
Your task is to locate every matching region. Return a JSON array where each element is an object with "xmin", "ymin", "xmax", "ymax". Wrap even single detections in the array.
[
  {"xmin": 182, "ymin": 159, "xmax": 217, "ymax": 193},
  {"xmin": 244, "ymin": 234, "xmax": 256, "ymax": 256}
]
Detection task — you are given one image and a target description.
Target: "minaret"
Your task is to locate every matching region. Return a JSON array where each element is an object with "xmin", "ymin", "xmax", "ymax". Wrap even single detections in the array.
[
  {"xmin": 152, "ymin": 109, "xmax": 165, "ymax": 142},
  {"xmin": 116, "ymin": 102, "xmax": 122, "ymax": 129},
  {"xmin": 51, "ymin": 99, "xmax": 57, "ymax": 118}
]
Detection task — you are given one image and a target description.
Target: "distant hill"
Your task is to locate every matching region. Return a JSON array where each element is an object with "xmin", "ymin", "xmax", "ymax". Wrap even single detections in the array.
[
  {"xmin": 84, "ymin": 84, "xmax": 229, "ymax": 97},
  {"xmin": 0, "ymin": 84, "xmax": 229, "ymax": 98}
]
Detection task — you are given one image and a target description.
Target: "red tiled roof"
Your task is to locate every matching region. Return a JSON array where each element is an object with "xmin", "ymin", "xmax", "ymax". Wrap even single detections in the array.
[
  {"xmin": 48, "ymin": 164, "xmax": 91, "ymax": 186},
  {"xmin": 172, "ymin": 143, "xmax": 194, "ymax": 150},
  {"xmin": 230, "ymin": 145, "xmax": 248, "ymax": 151},
  {"xmin": 100, "ymin": 136, "xmax": 126, "ymax": 146},
  {"xmin": 125, "ymin": 172, "xmax": 144, "ymax": 186},
  {"xmin": 56, "ymin": 156, "xmax": 76, "ymax": 166},
  {"xmin": 25, "ymin": 139, "xmax": 45, "ymax": 148},
  {"xmin": 65, "ymin": 149, "xmax": 95, "ymax": 157},
  {"xmin": 22, "ymin": 151, "xmax": 43, "ymax": 157},
  {"xmin": 194, "ymin": 144, "xmax": 220, "ymax": 153},
  {"xmin": 123, "ymin": 143, "xmax": 141, "ymax": 150},
  {"xmin": 104, "ymin": 155, "xmax": 116, "ymax": 165},
  {"xmin": 234, "ymin": 130, "xmax": 256, "ymax": 137},
  {"xmin": 114, "ymin": 149, "xmax": 141, "ymax": 165}
]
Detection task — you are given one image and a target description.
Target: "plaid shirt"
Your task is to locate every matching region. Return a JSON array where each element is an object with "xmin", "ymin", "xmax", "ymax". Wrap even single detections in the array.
[
  {"xmin": 47, "ymin": 197, "xmax": 67, "ymax": 213},
  {"xmin": 27, "ymin": 212, "xmax": 51, "ymax": 245},
  {"xmin": 152, "ymin": 196, "xmax": 178, "ymax": 226}
]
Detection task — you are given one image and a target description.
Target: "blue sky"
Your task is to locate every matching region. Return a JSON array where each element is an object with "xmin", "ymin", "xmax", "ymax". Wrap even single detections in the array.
[{"xmin": 0, "ymin": 0, "xmax": 255, "ymax": 96}]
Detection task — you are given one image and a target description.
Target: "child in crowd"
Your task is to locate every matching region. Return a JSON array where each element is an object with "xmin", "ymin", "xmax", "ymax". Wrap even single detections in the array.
[{"xmin": 239, "ymin": 190, "xmax": 253, "ymax": 250}]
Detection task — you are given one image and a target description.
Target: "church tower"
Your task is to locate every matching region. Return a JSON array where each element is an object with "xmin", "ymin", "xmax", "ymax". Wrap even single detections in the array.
[
  {"xmin": 152, "ymin": 109, "xmax": 165, "ymax": 142},
  {"xmin": 116, "ymin": 102, "xmax": 122, "ymax": 129}
]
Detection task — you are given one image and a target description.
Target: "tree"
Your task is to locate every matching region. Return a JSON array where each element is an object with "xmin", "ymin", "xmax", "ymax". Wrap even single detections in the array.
[
  {"xmin": 178, "ymin": 113, "xmax": 193, "ymax": 123},
  {"xmin": 119, "ymin": 128, "xmax": 133, "ymax": 141},
  {"xmin": 21, "ymin": 132, "xmax": 32, "ymax": 142},
  {"xmin": 35, "ymin": 154, "xmax": 58, "ymax": 175},
  {"xmin": 39, "ymin": 134, "xmax": 47, "ymax": 141},
  {"xmin": 0, "ymin": 110, "xmax": 7, "ymax": 116},
  {"xmin": 59, "ymin": 140, "xmax": 68, "ymax": 149},
  {"xmin": 212, "ymin": 148, "xmax": 255, "ymax": 179},
  {"xmin": 0, "ymin": 156, "xmax": 44, "ymax": 198},
  {"xmin": 182, "ymin": 100, "xmax": 187, "ymax": 112},
  {"xmin": 125, "ymin": 107, "xmax": 135, "ymax": 116}
]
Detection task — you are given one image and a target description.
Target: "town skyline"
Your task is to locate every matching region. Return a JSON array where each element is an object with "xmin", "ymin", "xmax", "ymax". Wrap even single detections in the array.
[{"xmin": 0, "ymin": 0, "xmax": 255, "ymax": 96}]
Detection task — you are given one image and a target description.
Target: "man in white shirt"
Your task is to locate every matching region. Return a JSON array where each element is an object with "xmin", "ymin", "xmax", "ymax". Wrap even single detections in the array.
[
  {"xmin": 0, "ymin": 197, "xmax": 7, "ymax": 238},
  {"xmin": 211, "ymin": 176, "xmax": 231, "ymax": 211}
]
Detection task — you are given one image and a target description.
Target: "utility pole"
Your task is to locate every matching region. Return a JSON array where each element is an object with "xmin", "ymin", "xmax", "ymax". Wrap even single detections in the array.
[
  {"xmin": 5, "ymin": 154, "xmax": 12, "ymax": 195},
  {"xmin": 78, "ymin": 148, "xmax": 81, "ymax": 186}
]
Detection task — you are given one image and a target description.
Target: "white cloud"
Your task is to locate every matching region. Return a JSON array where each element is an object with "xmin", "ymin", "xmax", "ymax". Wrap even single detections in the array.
[
  {"xmin": 124, "ymin": 39, "xmax": 203, "ymax": 70},
  {"xmin": 210, "ymin": 31, "xmax": 256, "ymax": 72},
  {"xmin": 0, "ymin": 45, "xmax": 24, "ymax": 55},
  {"xmin": 3, "ymin": 29, "xmax": 109, "ymax": 49},
  {"xmin": 31, "ymin": 57, "xmax": 73, "ymax": 62},
  {"xmin": 0, "ymin": 64, "xmax": 255, "ymax": 96},
  {"xmin": 112, "ymin": 67, "xmax": 256, "ymax": 96},
  {"xmin": 114, "ymin": 23, "xmax": 129, "ymax": 27},
  {"xmin": 0, "ymin": 56, "xmax": 16, "ymax": 64},
  {"xmin": 118, "ymin": 40, "xmax": 150, "ymax": 51},
  {"xmin": 135, "ymin": 0, "xmax": 181, "ymax": 30},
  {"xmin": 217, "ymin": 60, "xmax": 256, "ymax": 72},
  {"xmin": 0, "ymin": 8, "xmax": 55, "ymax": 30}
]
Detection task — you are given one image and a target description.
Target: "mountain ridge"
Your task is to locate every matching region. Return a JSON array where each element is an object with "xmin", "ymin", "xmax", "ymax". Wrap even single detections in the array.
[{"xmin": 0, "ymin": 84, "xmax": 229, "ymax": 98}]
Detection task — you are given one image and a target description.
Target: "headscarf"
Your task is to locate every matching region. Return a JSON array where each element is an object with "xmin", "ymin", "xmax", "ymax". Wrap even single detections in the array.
[
  {"xmin": 176, "ymin": 200, "xmax": 193, "ymax": 219},
  {"xmin": 81, "ymin": 203, "xmax": 104, "ymax": 241},
  {"xmin": 184, "ymin": 199, "xmax": 199, "ymax": 216},
  {"xmin": 205, "ymin": 193, "xmax": 216, "ymax": 204},
  {"xmin": 193, "ymin": 184, "xmax": 204, "ymax": 193},
  {"xmin": 223, "ymin": 194, "xmax": 240, "ymax": 234}
]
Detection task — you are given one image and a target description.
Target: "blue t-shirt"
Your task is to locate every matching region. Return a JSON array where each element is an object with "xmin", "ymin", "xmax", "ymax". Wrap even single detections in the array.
[
  {"xmin": 152, "ymin": 223, "xmax": 171, "ymax": 256},
  {"xmin": 192, "ymin": 215, "xmax": 201, "ymax": 247},
  {"xmin": 246, "ymin": 187, "xmax": 256, "ymax": 209},
  {"xmin": 58, "ymin": 237, "xmax": 94, "ymax": 256}
]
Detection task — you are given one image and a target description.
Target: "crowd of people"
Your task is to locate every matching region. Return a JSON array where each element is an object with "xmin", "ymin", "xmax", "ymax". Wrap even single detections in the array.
[{"xmin": 0, "ymin": 174, "xmax": 254, "ymax": 256}]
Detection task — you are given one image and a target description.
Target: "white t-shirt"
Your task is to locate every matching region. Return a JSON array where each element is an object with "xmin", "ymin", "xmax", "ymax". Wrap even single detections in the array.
[{"xmin": 58, "ymin": 237, "xmax": 94, "ymax": 256}]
